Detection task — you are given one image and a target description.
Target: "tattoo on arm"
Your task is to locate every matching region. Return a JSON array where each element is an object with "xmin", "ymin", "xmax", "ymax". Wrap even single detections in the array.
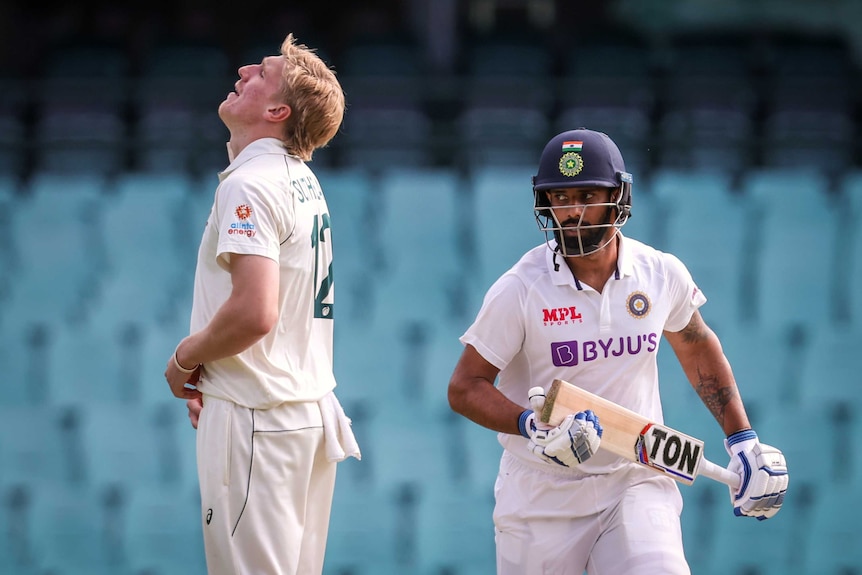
[
  {"xmin": 695, "ymin": 366, "xmax": 736, "ymax": 425},
  {"xmin": 679, "ymin": 312, "xmax": 710, "ymax": 344}
]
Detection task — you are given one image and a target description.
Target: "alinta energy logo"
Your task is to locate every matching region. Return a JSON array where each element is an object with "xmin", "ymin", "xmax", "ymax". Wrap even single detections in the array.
[
  {"xmin": 542, "ymin": 306, "xmax": 583, "ymax": 326},
  {"xmin": 228, "ymin": 203, "xmax": 256, "ymax": 237}
]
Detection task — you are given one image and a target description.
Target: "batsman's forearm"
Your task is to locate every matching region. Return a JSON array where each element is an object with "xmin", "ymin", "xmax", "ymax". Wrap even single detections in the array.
[
  {"xmin": 683, "ymin": 349, "xmax": 751, "ymax": 435},
  {"xmin": 448, "ymin": 378, "xmax": 524, "ymax": 435}
]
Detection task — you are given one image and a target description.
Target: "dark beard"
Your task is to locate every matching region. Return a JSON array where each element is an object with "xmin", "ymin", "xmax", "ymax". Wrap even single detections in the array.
[{"xmin": 558, "ymin": 205, "xmax": 615, "ymax": 255}]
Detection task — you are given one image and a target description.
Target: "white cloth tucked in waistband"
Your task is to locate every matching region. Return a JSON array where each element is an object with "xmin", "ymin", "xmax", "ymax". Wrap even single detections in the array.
[{"xmin": 318, "ymin": 391, "xmax": 361, "ymax": 462}]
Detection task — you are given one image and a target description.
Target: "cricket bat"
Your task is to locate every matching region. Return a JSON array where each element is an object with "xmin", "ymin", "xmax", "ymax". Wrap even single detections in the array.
[{"xmin": 537, "ymin": 379, "xmax": 740, "ymax": 489}]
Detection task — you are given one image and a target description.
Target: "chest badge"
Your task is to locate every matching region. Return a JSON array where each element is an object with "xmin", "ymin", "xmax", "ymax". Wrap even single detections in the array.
[{"xmin": 626, "ymin": 291, "xmax": 651, "ymax": 319}]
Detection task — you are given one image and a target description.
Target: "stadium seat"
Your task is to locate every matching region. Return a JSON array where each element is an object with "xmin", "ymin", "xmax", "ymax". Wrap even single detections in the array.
[
  {"xmin": 842, "ymin": 170, "xmax": 862, "ymax": 325},
  {"xmin": 739, "ymin": 168, "xmax": 837, "ymax": 329},
  {"xmin": 557, "ymin": 35, "xmax": 656, "ymax": 177},
  {"xmin": 43, "ymin": 318, "xmax": 145, "ymax": 406},
  {"xmin": 463, "ymin": 35, "xmax": 556, "ymax": 111},
  {"xmin": 704, "ymin": 477, "xmax": 810, "ymax": 575},
  {"xmin": 416, "ymin": 478, "xmax": 496, "ymax": 574},
  {"xmin": 27, "ymin": 482, "xmax": 122, "ymax": 575},
  {"xmin": 77, "ymin": 402, "xmax": 186, "ymax": 488},
  {"xmin": 758, "ymin": 34, "xmax": 858, "ymax": 176},
  {"xmin": 457, "ymin": 104, "xmax": 551, "ymax": 169},
  {"xmin": 33, "ymin": 105, "xmax": 128, "ymax": 176},
  {"xmin": 135, "ymin": 101, "xmax": 201, "ymax": 172},
  {"xmin": 0, "ymin": 96, "xmax": 27, "ymax": 178},
  {"xmin": 557, "ymin": 35, "xmax": 656, "ymax": 114},
  {"xmin": 361, "ymin": 397, "xmax": 452, "ymax": 492},
  {"xmin": 0, "ymin": 405, "xmax": 78, "ymax": 488},
  {"xmin": 797, "ymin": 324, "xmax": 862, "ymax": 409},
  {"xmin": 803, "ymin": 484, "xmax": 862, "ymax": 574},
  {"xmin": 554, "ymin": 106, "xmax": 652, "ymax": 179},
  {"xmin": 133, "ymin": 40, "xmax": 233, "ymax": 175},
  {"xmin": 338, "ymin": 104, "xmax": 435, "ymax": 169},
  {"xmin": 649, "ymin": 169, "xmax": 744, "ymax": 323},
  {"xmin": 325, "ymin": 479, "xmax": 413, "ymax": 575},
  {"xmin": 656, "ymin": 32, "xmax": 758, "ymax": 175},
  {"xmin": 88, "ymin": 171, "xmax": 195, "ymax": 329},
  {"xmin": 716, "ymin": 321, "xmax": 807, "ymax": 412},
  {"xmin": 373, "ymin": 167, "xmax": 467, "ymax": 329},
  {"xmin": 123, "ymin": 483, "xmax": 207, "ymax": 575},
  {"xmin": 4, "ymin": 173, "xmax": 108, "ymax": 328},
  {"xmin": 468, "ymin": 164, "xmax": 546, "ymax": 302}
]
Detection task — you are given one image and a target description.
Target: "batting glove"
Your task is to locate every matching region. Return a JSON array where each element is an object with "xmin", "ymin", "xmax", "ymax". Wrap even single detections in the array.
[
  {"xmin": 518, "ymin": 409, "xmax": 603, "ymax": 468},
  {"xmin": 724, "ymin": 429, "xmax": 788, "ymax": 520}
]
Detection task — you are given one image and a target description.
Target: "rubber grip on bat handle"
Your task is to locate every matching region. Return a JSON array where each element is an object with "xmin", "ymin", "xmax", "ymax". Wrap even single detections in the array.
[{"xmin": 698, "ymin": 458, "xmax": 741, "ymax": 490}]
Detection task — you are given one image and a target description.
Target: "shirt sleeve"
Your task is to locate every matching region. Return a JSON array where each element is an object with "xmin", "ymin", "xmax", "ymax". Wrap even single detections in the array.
[
  {"xmin": 663, "ymin": 252, "xmax": 707, "ymax": 332},
  {"xmin": 214, "ymin": 174, "xmax": 290, "ymax": 268},
  {"xmin": 459, "ymin": 273, "xmax": 528, "ymax": 371}
]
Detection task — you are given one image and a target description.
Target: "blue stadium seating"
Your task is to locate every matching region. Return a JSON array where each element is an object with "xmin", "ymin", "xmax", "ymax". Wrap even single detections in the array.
[
  {"xmin": 26, "ymin": 482, "xmax": 120, "ymax": 575},
  {"xmin": 649, "ymin": 169, "xmax": 745, "ymax": 323},
  {"xmin": 373, "ymin": 167, "xmax": 467, "ymax": 330},
  {"xmin": 87, "ymin": 171, "xmax": 195, "ymax": 329},
  {"xmin": 123, "ymin": 483, "xmax": 207, "ymax": 575},
  {"xmin": 3, "ymin": 173, "xmax": 108, "ymax": 330},
  {"xmin": 0, "ymin": 163, "xmax": 853, "ymax": 575},
  {"xmin": 468, "ymin": 164, "xmax": 546, "ymax": 302},
  {"xmin": 740, "ymin": 168, "xmax": 837, "ymax": 329}
]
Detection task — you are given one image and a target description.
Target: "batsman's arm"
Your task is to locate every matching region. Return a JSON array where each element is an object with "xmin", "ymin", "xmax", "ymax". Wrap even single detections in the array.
[
  {"xmin": 663, "ymin": 310, "xmax": 752, "ymax": 436},
  {"xmin": 448, "ymin": 344, "xmax": 525, "ymax": 435}
]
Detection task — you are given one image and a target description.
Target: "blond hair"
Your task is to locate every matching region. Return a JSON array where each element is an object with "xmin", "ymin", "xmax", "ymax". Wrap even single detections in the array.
[{"xmin": 277, "ymin": 33, "xmax": 345, "ymax": 161}]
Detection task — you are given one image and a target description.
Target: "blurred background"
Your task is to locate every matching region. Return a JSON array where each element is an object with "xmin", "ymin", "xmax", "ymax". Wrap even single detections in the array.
[{"xmin": 0, "ymin": 0, "xmax": 860, "ymax": 573}]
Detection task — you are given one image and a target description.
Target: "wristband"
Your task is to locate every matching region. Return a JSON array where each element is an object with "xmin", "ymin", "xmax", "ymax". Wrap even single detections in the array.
[
  {"xmin": 173, "ymin": 350, "xmax": 199, "ymax": 374},
  {"xmin": 726, "ymin": 429, "xmax": 757, "ymax": 447},
  {"xmin": 518, "ymin": 410, "xmax": 533, "ymax": 438}
]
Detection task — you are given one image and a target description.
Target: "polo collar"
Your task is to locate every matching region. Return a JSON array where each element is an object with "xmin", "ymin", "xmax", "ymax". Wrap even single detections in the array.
[
  {"xmin": 546, "ymin": 232, "xmax": 633, "ymax": 288},
  {"xmin": 218, "ymin": 138, "xmax": 292, "ymax": 182}
]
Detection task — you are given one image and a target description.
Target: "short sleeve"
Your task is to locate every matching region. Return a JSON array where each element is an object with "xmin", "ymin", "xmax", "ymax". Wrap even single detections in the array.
[
  {"xmin": 214, "ymin": 175, "xmax": 290, "ymax": 267},
  {"xmin": 663, "ymin": 252, "xmax": 707, "ymax": 332},
  {"xmin": 460, "ymin": 273, "xmax": 528, "ymax": 371}
]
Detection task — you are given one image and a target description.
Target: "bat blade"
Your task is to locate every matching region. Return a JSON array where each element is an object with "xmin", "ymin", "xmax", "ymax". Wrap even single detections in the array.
[{"xmin": 541, "ymin": 379, "xmax": 739, "ymax": 489}]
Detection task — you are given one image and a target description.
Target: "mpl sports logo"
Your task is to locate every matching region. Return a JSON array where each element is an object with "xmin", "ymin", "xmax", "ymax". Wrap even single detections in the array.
[
  {"xmin": 228, "ymin": 203, "xmax": 256, "ymax": 238},
  {"xmin": 542, "ymin": 306, "xmax": 583, "ymax": 326}
]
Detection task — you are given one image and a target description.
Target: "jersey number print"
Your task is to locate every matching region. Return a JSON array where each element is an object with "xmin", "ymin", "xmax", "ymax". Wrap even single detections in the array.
[{"xmin": 311, "ymin": 212, "xmax": 334, "ymax": 319}]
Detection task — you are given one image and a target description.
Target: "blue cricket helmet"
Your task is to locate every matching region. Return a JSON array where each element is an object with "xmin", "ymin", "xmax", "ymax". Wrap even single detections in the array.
[{"xmin": 532, "ymin": 128, "xmax": 634, "ymax": 257}]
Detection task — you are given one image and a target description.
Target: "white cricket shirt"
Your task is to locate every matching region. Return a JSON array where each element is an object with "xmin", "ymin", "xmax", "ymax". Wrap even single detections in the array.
[
  {"xmin": 190, "ymin": 138, "xmax": 336, "ymax": 409},
  {"xmin": 460, "ymin": 233, "xmax": 707, "ymax": 474}
]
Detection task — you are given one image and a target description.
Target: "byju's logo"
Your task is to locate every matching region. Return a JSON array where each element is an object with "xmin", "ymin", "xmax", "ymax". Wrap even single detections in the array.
[
  {"xmin": 550, "ymin": 333, "xmax": 658, "ymax": 366},
  {"xmin": 542, "ymin": 306, "xmax": 583, "ymax": 326}
]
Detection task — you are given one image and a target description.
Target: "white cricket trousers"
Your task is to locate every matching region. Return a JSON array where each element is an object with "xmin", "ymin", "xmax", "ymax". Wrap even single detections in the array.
[
  {"xmin": 494, "ymin": 451, "xmax": 690, "ymax": 575},
  {"xmin": 196, "ymin": 396, "xmax": 337, "ymax": 575}
]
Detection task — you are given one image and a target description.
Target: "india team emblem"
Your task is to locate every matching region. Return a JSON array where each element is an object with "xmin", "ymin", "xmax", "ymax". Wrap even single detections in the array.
[
  {"xmin": 559, "ymin": 152, "xmax": 584, "ymax": 177},
  {"xmin": 626, "ymin": 291, "xmax": 651, "ymax": 319}
]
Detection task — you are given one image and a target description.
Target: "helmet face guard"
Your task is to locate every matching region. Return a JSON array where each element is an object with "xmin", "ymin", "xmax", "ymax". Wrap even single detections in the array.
[
  {"xmin": 531, "ymin": 129, "xmax": 633, "ymax": 258},
  {"xmin": 534, "ymin": 175, "xmax": 632, "ymax": 257}
]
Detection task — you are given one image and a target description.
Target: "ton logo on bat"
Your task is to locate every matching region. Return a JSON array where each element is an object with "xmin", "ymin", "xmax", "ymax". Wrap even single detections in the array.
[{"xmin": 636, "ymin": 423, "xmax": 704, "ymax": 484}]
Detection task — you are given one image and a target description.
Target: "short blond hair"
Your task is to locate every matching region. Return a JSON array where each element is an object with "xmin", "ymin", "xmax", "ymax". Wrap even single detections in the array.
[{"xmin": 277, "ymin": 33, "xmax": 345, "ymax": 161}]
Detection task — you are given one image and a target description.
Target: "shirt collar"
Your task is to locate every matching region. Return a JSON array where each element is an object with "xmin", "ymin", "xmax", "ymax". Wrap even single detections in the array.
[
  {"xmin": 218, "ymin": 138, "xmax": 291, "ymax": 181},
  {"xmin": 546, "ymin": 232, "xmax": 633, "ymax": 287}
]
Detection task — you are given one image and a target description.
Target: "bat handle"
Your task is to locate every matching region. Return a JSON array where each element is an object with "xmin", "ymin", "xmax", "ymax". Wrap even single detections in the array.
[{"xmin": 699, "ymin": 458, "xmax": 741, "ymax": 490}]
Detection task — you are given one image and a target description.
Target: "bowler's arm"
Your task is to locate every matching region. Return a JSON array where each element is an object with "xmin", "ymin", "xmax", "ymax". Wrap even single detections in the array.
[
  {"xmin": 175, "ymin": 253, "xmax": 280, "ymax": 367},
  {"xmin": 663, "ymin": 310, "xmax": 752, "ymax": 435}
]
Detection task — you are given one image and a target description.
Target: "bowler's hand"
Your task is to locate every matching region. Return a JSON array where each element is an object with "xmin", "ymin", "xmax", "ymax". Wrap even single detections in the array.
[
  {"xmin": 165, "ymin": 351, "xmax": 203, "ymax": 401},
  {"xmin": 187, "ymin": 397, "xmax": 203, "ymax": 430}
]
